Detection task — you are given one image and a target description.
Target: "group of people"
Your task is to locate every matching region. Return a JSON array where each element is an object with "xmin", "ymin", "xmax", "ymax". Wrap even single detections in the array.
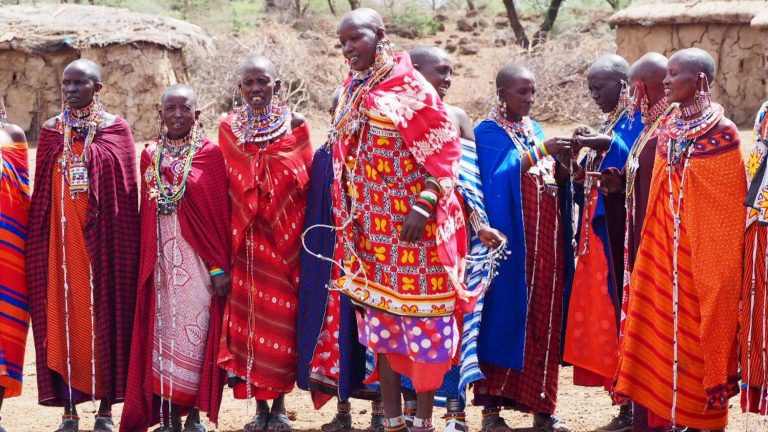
[{"xmin": 1, "ymin": 6, "xmax": 768, "ymax": 432}]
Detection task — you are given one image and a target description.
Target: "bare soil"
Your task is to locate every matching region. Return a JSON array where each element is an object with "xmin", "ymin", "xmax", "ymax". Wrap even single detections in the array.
[{"xmin": 8, "ymin": 124, "xmax": 754, "ymax": 431}]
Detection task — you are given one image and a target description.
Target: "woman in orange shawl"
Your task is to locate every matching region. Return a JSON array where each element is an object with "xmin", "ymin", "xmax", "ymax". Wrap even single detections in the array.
[
  {"xmin": 614, "ymin": 48, "xmax": 745, "ymax": 431},
  {"xmin": 0, "ymin": 103, "xmax": 31, "ymax": 432},
  {"xmin": 218, "ymin": 55, "xmax": 313, "ymax": 432}
]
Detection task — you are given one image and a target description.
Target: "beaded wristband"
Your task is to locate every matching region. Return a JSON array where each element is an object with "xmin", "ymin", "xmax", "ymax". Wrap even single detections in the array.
[
  {"xmin": 525, "ymin": 150, "xmax": 537, "ymax": 166},
  {"xmin": 411, "ymin": 205, "xmax": 431, "ymax": 218},
  {"xmin": 425, "ymin": 177, "xmax": 443, "ymax": 193},
  {"xmin": 538, "ymin": 140, "xmax": 550, "ymax": 156},
  {"xmin": 415, "ymin": 198, "xmax": 435, "ymax": 212},
  {"xmin": 419, "ymin": 190, "xmax": 438, "ymax": 206},
  {"xmin": 209, "ymin": 267, "xmax": 225, "ymax": 277}
]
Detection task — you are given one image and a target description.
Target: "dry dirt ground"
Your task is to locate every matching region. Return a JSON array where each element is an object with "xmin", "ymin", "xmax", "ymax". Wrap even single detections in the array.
[{"xmin": 6, "ymin": 122, "xmax": 755, "ymax": 431}]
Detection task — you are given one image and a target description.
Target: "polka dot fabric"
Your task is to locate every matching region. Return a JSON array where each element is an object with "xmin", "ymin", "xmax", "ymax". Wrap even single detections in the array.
[{"xmin": 358, "ymin": 307, "xmax": 458, "ymax": 391}]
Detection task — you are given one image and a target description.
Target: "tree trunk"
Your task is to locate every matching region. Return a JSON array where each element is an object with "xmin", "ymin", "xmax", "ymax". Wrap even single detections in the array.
[
  {"xmin": 466, "ymin": 0, "xmax": 475, "ymax": 11},
  {"xmin": 502, "ymin": 0, "xmax": 529, "ymax": 48},
  {"xmin": 533, "ymin": 0, "xmax": 564, "ymax": 45},
  {"xmin": 327, "ymin": 0, "xmax": 336, "ymax": 15},
  {"xmin": 348, "ymin": 0, "xmax": 361, "ymax": 9}
]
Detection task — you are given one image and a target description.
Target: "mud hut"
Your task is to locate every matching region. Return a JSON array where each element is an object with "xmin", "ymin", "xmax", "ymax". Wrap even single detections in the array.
[
  {"xmin": 0, "ymin": 4, "xmax": 212, "ymax": 140},
  {"xmin": 609, "ymin": 0, "xmax": 768, "ymax": 126}
]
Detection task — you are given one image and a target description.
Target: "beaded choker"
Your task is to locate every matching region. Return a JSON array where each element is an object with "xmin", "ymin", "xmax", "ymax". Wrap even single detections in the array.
[
  {"xmin": 332, "ymin": 53, "xmax": 395, "ymax": 138},
  {"xmin": 666, "ymin": 102, "xmax": 724, "ymax": 165},
  {"xmin": 231, "ymin": 100, "xmax": 290, "ymax": 145},
  {"xmin": 598, "ymin": 104, "xmax": 628, "ymax": 135},
  {"xmin": 643, "ymin": 97, "xmax": 669, "ymax": 125},
  {"xmin": 488, "ymin": 106, "xmax": 536, "ymax": 153}
]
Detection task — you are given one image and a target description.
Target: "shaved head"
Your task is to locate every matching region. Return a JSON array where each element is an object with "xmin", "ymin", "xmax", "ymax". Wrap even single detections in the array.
[
  {"xmin": 338, "ymin": 7, "xmax": 385, "ymax": 34},
  {"xmin": 329, "ymin": 86, "xmax": 343, "ymax": 115},
  {"xmin": 409, "ymin": 45, "xmax": 449, "ymax": 67},
  {"xmin": 64, "ymin": 59, "xmax": 101, "ymax": 84},
  {"xmin": 630, "ymin": 52, "xmax": 667, "ymax": 83},
  {"xmin": 240, "ymin": 55, "xmax": 277, "ymax": 78},
  {"xmin": 587, "ymin": 54, "xmax": 630, "ymax": 83},
  {"xmin": 669, "ymin": 47, "xmax": 716, "ymax": 82},
  {"xmin": 162, "ymin": 84, "xmax": 198, "ymax": 107},
  {"xmin": 496, "ymin": 63, "xmax": 534, "ymax": 89}
]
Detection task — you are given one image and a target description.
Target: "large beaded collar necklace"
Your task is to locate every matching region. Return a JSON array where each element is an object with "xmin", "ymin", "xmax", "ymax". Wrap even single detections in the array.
[
  {"xmin": 231, "ymin": 100, "xmax": 291, "ymax": 146},
  {"xmin": 666, "ymin": 102, "xmax": 724, "ymax": 166},
  {"xmin": 146, "ymin": 126, "xmax": 202, "ymax": 215}
]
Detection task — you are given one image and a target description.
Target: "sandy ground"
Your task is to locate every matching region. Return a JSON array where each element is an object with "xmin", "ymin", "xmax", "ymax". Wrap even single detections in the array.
[{"xmin": 5, "ymin": 122, "xmax": 756, "ymax": 431}]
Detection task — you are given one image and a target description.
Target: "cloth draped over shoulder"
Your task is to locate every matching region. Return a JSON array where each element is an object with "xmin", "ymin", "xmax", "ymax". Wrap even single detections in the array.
[
  {"xmin": 0, "ymin": 140, "xmax": 31, "ymax": 398},
  {"xmin": 614, "ymin": 118, "xmax": 745, "ymax": 430},
  {"xmin": 26, "ymin": 116, "xmax": 139, "ymax": 406},
  {"xmin": 563, "ymin": 111, "xmax": 642, "ymax": 387},
  {"xmin": 740, "ymin": 100, "xmax": 768, "ymax": 413},
  {"xmin": 474, "ymin": 118, "xmax": 547, "ymax": 371},
  {"xmin": 121, "ymin": 137, "xmax": 230, "ymax": 431},
  {"xmin": 217, "ymin": 118, "xmax": 313, "ymax": 399},
  {"xmin": 331, "ymin": 53, "xmax": 468, "ymax": 317}
]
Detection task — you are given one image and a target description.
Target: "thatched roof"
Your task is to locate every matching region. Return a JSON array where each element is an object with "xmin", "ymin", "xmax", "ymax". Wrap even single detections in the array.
[
  {"xmin": 609, "ymin": 0, "xmax": 768, "ymax": 26},
  {"xmin": 752, "ymin": 10, "xmax": 768, "ymax": 27},
  {"xmin": 0, "ymin": 4, "xmax": 213, "ymax": 54}
]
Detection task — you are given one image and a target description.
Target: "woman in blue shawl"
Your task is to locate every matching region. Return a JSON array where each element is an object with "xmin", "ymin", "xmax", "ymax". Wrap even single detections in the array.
[{"xmin": 473, "ymin": 63, "xmax": 574, "ymax": 432}]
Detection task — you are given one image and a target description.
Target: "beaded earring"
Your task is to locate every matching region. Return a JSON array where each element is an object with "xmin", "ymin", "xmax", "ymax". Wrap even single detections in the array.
[
  {"xmin": 618, "ymin": 80, "xmax": 633, "ymax": 118},
  {"xmin": 695, "ymin": 72, "xmax": 712, "ymax": 112},
  {"xmin": 496, "ymin": 93, "xmax": 507, "ymax": 118},
  {"xmin": 372, "ymin": 37, "xmax": 394, "ymax": 70},
  {"xmin": 232, "ymin": 86, "xmax": 243, "ymax": 108},
  {"xmin": 632, "ymin": 80, "xmax": 649, "ymax": 123},
  {"xmin": 157, "ymin": 114, "xmax": 166, "ymax": 139},
  {"xmin": 0, "ymin": 96, "xmax": 7, "ymax": 127}
]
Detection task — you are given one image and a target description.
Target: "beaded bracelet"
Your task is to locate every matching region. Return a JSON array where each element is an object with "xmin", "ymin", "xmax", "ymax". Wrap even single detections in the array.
[
  {"xmin": 209, "ymin": 267, "xmax": 225, "ymax": 277},
  {"xmin": 469, "ymin": 210, "xmax": 489, "ymax": 233},
  {"xmin": 538, "ymin": 140, "xmax": 550, "ymax": 157},
  {"xmin": 525, "ymin": 150, "xmax": 537, "ymax": 166},
  {"xmin": 415, "ymin": 197, "xmax": 435, "ymax": 212},
  {"xmin": 411, "ymin": 204, "xmax": 431, "ymax": 218},
  {"xmin": 418, "ymin": 190, "xmax": 438, "ymax": 206},
  {"xmin": 425, "ymin": 177, "xmax": 443, "ymax": 194}
]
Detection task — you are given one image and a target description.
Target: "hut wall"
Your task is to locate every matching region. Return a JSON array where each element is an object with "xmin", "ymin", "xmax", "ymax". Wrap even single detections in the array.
[
  {"xmin": 616, "ymin": 23, "xmax": 765, "ymax": 126},
  {"xmin": 0, "ymin": 43, "xmax": 188, "ymax": 142},
  {"xmin": 0, "ymin": 49, "xmax": 79, "ymax": 141},
  {"xmin": 82, "ymin": 44, "xmax": 187, "ymax": 140}
]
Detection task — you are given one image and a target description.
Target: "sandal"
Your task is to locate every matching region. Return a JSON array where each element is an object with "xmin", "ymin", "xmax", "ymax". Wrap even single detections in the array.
[
  {"xmin": 533, "ymin": 414, "xmax": 571, "ymax": 432},
  {"xmin": 267, "ymin": 412, "xmax": 292, "ymax": 432},
  {"xmin": 481, "ymin": 410, "xmax": 511, "ymax": 432},
  {"xmin": 93, "ymin": 416, "xmax": 115, "ymax": 432},
  {"xmin": 244, "ymin": 412, "xmax": 270, "ymax": 432},
  {"xmin": 55, "ymin": 417, "xmax": 79, "ymax": 432},
  {"xmin": 182, "ymin": 419, "xmax": 206, "ymax": 432},
  {"xmin": 443, "ymin": 413, "xmax": 467, "ymax": 432},
  {"xmin": 322, "ymin": 413, "xmax": 352, "ymax": 432},
  {"xmin": 369, "ymin": 414, "xmax": 385, "ymax": 432}
]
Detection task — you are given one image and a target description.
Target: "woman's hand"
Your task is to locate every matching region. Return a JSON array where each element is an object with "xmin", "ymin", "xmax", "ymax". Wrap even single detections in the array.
[
  {"xmin": 599, "ymin": 167, "xmax": 625, "ymax": 195},
  {"xmin": 543, "ymin": 137, "xmax": 572, "ymax": 162},
  {"xmin": 478, "ymin": 226, "xmax": 506, "ymax": 249},
  {"xmin": 211, "ymin": 273, "xmax": 231, "ymax": 297},
  {"xmin": 400, "ymin": 203, "xmax": 430, "ymax": 242}
]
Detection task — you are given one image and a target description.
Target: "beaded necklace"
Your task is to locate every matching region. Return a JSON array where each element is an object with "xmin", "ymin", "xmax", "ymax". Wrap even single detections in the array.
[
  {"xmin": 626, "ymin": 99, "xmax": 672, "ymax": 200},
  {"xmin": 146, "ymin": 127, "xmax": 201, "ymax": 215},
  {"xmin": 666, "ymin": 102, "xmax": 723, "ymax": 166},
  {"xmin": 56, "ymin": 100, "xmax": 104, "ymax": 414},
  {"xmin": 576, "ymin": 104, "xmax": 628, "ymax": 256},
  {"xmin": 231, "ymin": 101, "xmax": 290, "ymax": 146},
  {"xmin": 58, "ymin": 102, "xmax": 105, "ymax": 197},
  {"xmin": 487, "ymin": 107, "xmax": 541, "ymax": 156},
  {"xmin": 332, "ymin": 52, "xmax": 395, "ymax": 139}
]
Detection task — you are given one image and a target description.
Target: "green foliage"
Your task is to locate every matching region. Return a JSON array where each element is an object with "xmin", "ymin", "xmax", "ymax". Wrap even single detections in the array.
[{"xmin": 390, "ymin": 10, "xmax": 442, "ymax": 37}]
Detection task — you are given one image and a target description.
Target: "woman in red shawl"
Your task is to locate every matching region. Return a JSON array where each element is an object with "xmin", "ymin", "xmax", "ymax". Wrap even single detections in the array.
[
  {"xmin": 217, "ymin": 55, "xmax": 313, "ymax": 432},
  {"xmin": 121, "ymin": 85, "xmax": 230, "ymax": 432},
  {"xmin": 26, "ymin": 59, "xmax": 139, "ymax": 432},
  {"xmin": 330, "ymin": 9, "xmax": 466, "ymax": 432}
]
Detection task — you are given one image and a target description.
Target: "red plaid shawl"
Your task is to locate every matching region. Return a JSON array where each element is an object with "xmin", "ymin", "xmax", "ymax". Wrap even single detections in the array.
[
  {"xmin": 27, "ymin": 117, "xmax": 139, "ymax": 406},
  {"xmin": 120, "ymin": 137, "xmax": 229, "ymax": 431}
]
